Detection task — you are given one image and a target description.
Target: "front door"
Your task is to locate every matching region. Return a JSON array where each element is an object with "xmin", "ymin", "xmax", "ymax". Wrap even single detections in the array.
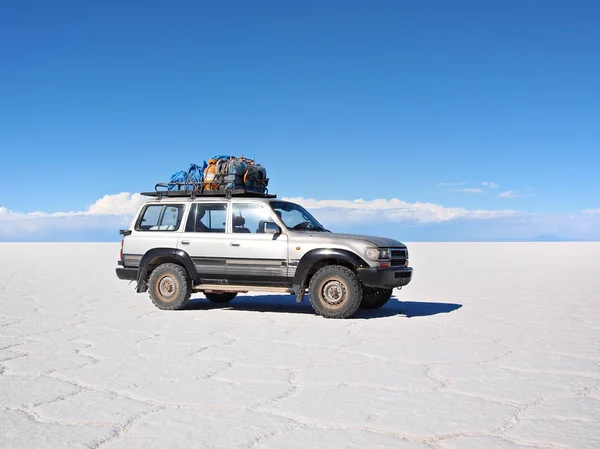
[
  {"xmin": 177, "ymin": 202, "xmax": 230, "ymax": 283},
  {"xmin": 227, "ymin": 201, "xmax": 289, "ymax": 287}
]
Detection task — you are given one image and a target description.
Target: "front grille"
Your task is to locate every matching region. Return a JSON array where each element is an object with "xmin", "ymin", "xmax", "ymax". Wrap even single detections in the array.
[{"xmin": 390, "ymin": 249, "xmax": 407, "ymax": 267}]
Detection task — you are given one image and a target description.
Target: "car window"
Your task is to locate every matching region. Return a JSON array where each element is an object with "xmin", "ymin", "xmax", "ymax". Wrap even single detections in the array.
[
  {"xmin": 231, "ymin": 203, "xmax": 273, "ymax": 233},
  {"xmin": 137, "ymin": 204, "xmax": 184, "ymax": 231},
  {"xmin": 269, "ymin": 200, "xmax": 326, "ymax": 231},
  {"xmin": 184, "ymin": 203, "xmax": 228, "ymax": 233},
  {"xmin": 276, "ymin": 208, "xmax": 307, "ymax": 228}
]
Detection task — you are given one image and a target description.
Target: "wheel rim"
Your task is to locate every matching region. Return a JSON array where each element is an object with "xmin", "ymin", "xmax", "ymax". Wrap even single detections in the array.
[
  {"xmin": 321, "ymin": 278, "xmax": 347, "ymax": 306},
  {"xmin": 158, "ymin": 275, "xmax": 178, "ymax": 301}
]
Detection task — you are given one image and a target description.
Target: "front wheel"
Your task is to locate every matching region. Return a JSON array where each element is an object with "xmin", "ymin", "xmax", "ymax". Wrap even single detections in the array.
[
  {"xmin": 360, "ymin": 287, "xmax": 393, "ymax": 309},
  {"xmin": 308, "ymin": 265, "xmax": 362, "ymax": 319},
  {"xmin": 147, "ymin": 263, "xmax": 191, "ymax": 310},
  {"xmin": 205, "ymin": 292, "xmax": 237, "ymax": 303}
]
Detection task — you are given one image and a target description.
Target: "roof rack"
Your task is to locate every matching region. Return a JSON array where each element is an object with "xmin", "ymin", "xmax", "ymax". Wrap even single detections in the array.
[{"xmin": 141, "ymin": 182, "xmax": 277, "ymax": 199}]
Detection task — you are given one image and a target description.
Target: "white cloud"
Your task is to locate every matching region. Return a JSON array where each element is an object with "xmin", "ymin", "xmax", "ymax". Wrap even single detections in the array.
[
  {"xmin": 87, "ymin": 192, "xmax": 146, "ymax": 215},
  {"xmin": 454, "ymin": 188, "xmax": 483, "ymax": 193},
  {"xmin": 282, "ymin": 197, "xmax": 517, "ymax": 224},
  {"xmin": 1, "ymin": 193, "xmax": 145, "ymax": 220},
  {"xmin": 450, "ymin": 188, "xmax": 484, "ymax": 194},
  {"xmin": 1, "ymin": 193, "xmax": 520, "ymax": 240},
  {"xmin": 2, "ymin": 192, "xmax": 600, "ymax": 241},
  {"xmin": 0, "ymin": 193, "xmax": 146, "ymax": 239},
  {"xmin": 498, "ymin": 190, "xmax": 519, "ymax": 198},
  {"xmin": 438, "ymin": 182, "xmax": 466, "ymax": 186},
  {"xmin": 482, "ymin": 182, "xmax": 500, "ymax": 188}
]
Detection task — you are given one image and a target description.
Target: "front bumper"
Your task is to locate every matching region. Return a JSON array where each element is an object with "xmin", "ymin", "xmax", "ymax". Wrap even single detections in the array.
[
  {"xmin": 357, "ymin": 266, "xmax": 413, "ymax": 289},
  {"xmin": 116, "ymin": 267, "xmax": 137, "ymax": 281}
]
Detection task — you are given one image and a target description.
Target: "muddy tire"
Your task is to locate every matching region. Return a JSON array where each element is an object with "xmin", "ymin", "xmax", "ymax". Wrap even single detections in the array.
[
  {"xmin": 308, "ymin": 265, "xmax": 362, "ymax": 319},
  {"xmin": 148, "ymin": 263, "xmax": 191, "ymax": 310},
  {"xmin": 205, "ymin": 292, "xmax": 237, "ymax": 303},
  {"xmin": 360, "ymin": 287, "xmax": 393, "ymax": 309}
]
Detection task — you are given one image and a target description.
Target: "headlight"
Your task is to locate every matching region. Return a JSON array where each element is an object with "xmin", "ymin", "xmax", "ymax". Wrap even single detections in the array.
[
  {"xmin": 364, "ymin": 247, "xmax": 379, "ymax": 260},
  {"xmin": 364, "ymin": 247, "xmax": 390, "ymax": 261}
]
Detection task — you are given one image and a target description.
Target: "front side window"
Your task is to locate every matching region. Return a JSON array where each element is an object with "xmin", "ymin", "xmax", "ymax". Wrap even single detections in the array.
[
  {"xmin": 231, "ymin": 203, "xmax": 274, "ymax": 233},
  {"xmin": 137, "ymin": 204, "xmax": 184, "ymax": 231},
  {"xmin": 184, "ymin": 203, "xmax": 228, "ymax": 233},
  {"xmin": 269, "ymin": 201, "xmax": 326, "ymax": 231}
]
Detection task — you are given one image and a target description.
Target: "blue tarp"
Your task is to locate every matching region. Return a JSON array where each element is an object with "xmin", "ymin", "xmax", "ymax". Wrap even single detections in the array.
[{"xmin": 167, "ymin": 162, "xmax": 208, "ymax": 190}]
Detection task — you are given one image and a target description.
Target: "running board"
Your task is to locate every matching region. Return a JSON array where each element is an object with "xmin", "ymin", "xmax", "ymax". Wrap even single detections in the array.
[{"xmin": 193, "ymin": 284, "xmax": 293, "ymax": 294}]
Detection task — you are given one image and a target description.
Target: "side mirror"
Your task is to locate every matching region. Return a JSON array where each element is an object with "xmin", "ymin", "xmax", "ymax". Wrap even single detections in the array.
[{"xmin": 263, "ymin": 221, "xmax": 281, "ymax": 234}]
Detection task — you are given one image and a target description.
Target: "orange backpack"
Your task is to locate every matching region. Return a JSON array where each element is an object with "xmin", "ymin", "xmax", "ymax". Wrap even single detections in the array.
[{"xmin": 203, "ymin": 158, "xmax": 219, "ymax": 190}]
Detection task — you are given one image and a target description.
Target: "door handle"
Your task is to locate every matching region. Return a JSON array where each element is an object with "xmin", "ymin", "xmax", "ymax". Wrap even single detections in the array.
[
  {"xmin": 181, "ymin": 240, "xmax": 190, "ymax": 245},
  {"xmin": 230, "ymin": 243, "xmax": 240, "ymax": 247}
]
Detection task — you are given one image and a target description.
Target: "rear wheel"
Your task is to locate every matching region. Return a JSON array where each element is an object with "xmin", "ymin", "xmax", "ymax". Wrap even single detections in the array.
[
  {"xmin": 205, "ymin": 292, "xmax": 237, "ymax": 303},
  {"xmin": 148, "ymin": 263, "xmax": 191, "ymax": 310},
  {"xmin": 308, "ymin": 265, "xmax": 362, "ymax": 319},
  {"xmin": 360, "ymin": 287, "xmax": 393, "ymax": 309}
]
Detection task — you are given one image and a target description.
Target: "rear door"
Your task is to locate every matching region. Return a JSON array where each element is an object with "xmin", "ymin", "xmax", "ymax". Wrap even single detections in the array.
[
  {"xmin": 122, "ymin": 202, "xmax": 186, "ymax": 269},
  {"xmin": 176, "ymin": 202, "xmax": 230, "ymax": 283},
  {"xmin": 227, "ymin": 201, "xmax": 289, "ymax": 287}
]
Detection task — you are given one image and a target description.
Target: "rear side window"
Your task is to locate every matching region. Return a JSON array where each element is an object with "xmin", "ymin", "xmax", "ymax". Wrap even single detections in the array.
[
  {"xmin": 136, "ymin": 204, "xmax": 184, "ymax": 231},
  {"xmin": 184, "ymin": 203, "xmax": 228, "ymax": 233}
]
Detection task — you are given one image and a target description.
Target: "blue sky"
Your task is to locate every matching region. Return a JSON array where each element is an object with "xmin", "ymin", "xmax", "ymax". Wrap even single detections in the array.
[{"xmin": 1, "ymin": 0, "xmax": 599, "ymax": 241}]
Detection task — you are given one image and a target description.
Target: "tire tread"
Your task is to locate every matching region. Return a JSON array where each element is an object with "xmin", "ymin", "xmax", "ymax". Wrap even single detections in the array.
[
  {"xmin": 148, "ymin": 263, "xmax": 191, "ymax": 310},
  {"xmin": 308, "ymin": 265, "xmax": 362, "ymax": 319}
]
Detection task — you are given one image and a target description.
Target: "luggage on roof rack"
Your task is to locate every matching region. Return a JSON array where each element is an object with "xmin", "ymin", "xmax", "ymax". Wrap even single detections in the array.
[
  {"xmin": 142, "ymin": 154, "xmax": 274, "ymax": 199},
  {"xmin": 166, "ymin": 162, "xmax": 206, "ymax": 191},
  {"xmin": 158, "ymin": 155, "xmax": 270, "ymax": 196},
  {"xmin": 204, "ymin": 155, "xmax": 268, "ymax": 193}
]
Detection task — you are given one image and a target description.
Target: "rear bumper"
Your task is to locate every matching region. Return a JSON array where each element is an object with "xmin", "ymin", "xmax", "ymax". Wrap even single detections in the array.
[
  {"xmin": 357, "ymin": 266, "xmax": 413, "ymax": 289},
  {"xmin": 116, "ymin": 267, "xmax": 137, "ymax": 281}
]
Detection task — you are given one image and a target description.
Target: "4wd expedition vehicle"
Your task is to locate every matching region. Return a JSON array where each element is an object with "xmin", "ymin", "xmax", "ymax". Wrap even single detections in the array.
[{"xmin": 115, "ymin": 189, "xmax": 412, "ymax": 319}]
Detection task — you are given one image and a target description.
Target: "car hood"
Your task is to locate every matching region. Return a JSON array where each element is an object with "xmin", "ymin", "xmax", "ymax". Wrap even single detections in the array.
[{"xmin": 308, "ymin": 231, "xmax": 406, "ymax": 248}]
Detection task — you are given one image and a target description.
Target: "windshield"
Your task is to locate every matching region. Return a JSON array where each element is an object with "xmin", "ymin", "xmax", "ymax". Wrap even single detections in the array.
[{"xmin": 269, "ymin": 201, "xmax": 328, "ymax": 232}]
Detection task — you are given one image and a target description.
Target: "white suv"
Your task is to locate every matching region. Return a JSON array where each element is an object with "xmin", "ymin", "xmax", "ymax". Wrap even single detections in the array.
[{"xmin": 116, "ymin": 190, "xmax": 412, "ymax": 319}]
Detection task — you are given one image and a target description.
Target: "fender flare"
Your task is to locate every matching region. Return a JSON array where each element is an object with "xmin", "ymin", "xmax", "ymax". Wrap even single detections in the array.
[
  {"xmin": 137, "ymin": 248, "xmax": 200, "ymax": 292},
  {"xmin": 292, "ymin": 248, "xmax": 369, "ymax": 291}
]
